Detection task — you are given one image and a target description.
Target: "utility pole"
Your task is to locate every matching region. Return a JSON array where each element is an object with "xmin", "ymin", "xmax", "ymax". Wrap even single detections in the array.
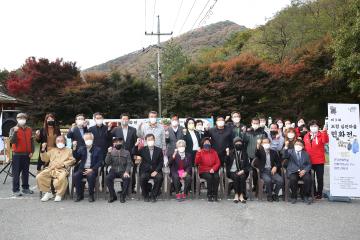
[{"xmin": 145, "ymin": 15, "xmax": 172, "ymax": 117}]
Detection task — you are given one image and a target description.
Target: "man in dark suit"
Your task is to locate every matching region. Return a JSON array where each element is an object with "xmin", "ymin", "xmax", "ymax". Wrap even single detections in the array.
[
  {"xmin": 282, "ymin": 139, "xmax": 312, "ymax": 204},
  {"xmin": 111, "ymin": 113, "xmax": 138, "ymax": 192},
  {"xmin": 88, "ymin": 112, "xmax": 111, "ymax": 160},
  {"xmin": 72, "ymin": 133, "xmax": 103, "ymax": 202},
  {"xmin": 166, "ymin": 114, "xmax": 184, "ymax": 159},
  {"xmin": 133, "ymin": 133, "xmax": 164, "ymax": 202},
  {"xmin": 67, "ymin": 113, "xmax": 88, "ymax": 151},
  {"xmin": 255, "ymin": 138, "xmax": 283, "ymax": 202}
]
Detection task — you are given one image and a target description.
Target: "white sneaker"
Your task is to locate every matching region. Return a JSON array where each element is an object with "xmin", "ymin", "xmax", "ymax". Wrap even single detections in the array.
[
  {"xmin": 41, "ymin": 192, "xmax": 54, "ymax": 202},
  {"xmin": 54, "ymin": 195, "xmax": 62, "ymax": 202}
]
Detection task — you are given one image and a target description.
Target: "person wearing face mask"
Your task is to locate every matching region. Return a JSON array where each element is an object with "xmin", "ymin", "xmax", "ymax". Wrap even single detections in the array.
[
  {"xmin": 275, "ymin": 119, "xmax": 284, "ymax": 137},
  {"xmin": 284, "ymin": 119, "xmax": 292, "ymax": 132},
  {"xmin": 303, "ymin": 120, "xmax": 328, "ymax": 200},
  {"xmin": 9, "ymin": 113, "xmax": 35, "ymax": 196},
  {"xmin": 35, "ymin": 113, "xmax": 61, "ymax": 172},
  {"xmin": 195, "ymin": 137, "xmax": 221, "ymax": 202},
  {"xmin": 227, "ymin": 111, "xmax": 247, "ymax": 140},
  {"xmin": 133, "ymin": 134, "xmax": 164, "ymax": 202},
  {"xmin": 259, "ymin": 116, "xmax": 269, "ymax": 132},
  {"xmin": 72, "ymin": 133, "xmax": 103, "ymax": 202},
  {"xmin": 205, "ymin": 116, "xmax": 233, "ymax": 166},
  {"xmin": 105, "ymin": 137, "xmax": 132, "ymax": 203},
  {"xmin": 255, "ymin": 138, "xmax": 283, "ymax": 202},
  {"xmin": 139, "ymin": 111, "xmax": 166, "ymax": 152},
  {"xmin": 67, "ymin": 114, "xmax": 88, "ymax": 151},
  {"xmin": 243, "ymin": 117, "xmax": 268, "ymax": 191},
  {"xmin": 283, "ymin": 139, "xmax": 312, "ymax": 204},
  {"xmin": 168, "ymin": 140, "xmax": 193, "ymax": 201},
  {"xmin": 165, "ymin": 114, "xmax": 184, "ymax": 160},
  {"xmin": 111, "ymin": 113, "xmax": 138, "ymax": 193},
  {"xmin": 37, "ymin": 135, "xmax": 75, "ymax": 202},
  {"xmin": 225, "ymin": 137, "xmax": 250, "ymax": 203},
  {"xmin": 182, "ymin": 118, "xmax": 201, "ymax": 165},
  {"xmin": 267, "ymin": 123, "xmax": 285, "ymax": 152},
  {"xmin": 295, "ymin": 118, "xmax": 307, "ymax": 139},
  {"xmin": 283, "ymin": 128, "xmax": 297, "ymax": 150},
  {"xmin": 88, "ymin": 112, "xmax": 111, "ymax": 160}
]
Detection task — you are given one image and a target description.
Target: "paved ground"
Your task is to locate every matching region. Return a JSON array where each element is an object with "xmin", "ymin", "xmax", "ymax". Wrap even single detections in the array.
[{"xmin": 0, "ymin": 164, "xmax": 359, "ymax": 240}]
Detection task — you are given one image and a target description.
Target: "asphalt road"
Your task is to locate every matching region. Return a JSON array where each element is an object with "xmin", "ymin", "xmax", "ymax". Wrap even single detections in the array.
[{"xmin": 0, "ymin": 164, "xmax": 359, "ymax": 240}]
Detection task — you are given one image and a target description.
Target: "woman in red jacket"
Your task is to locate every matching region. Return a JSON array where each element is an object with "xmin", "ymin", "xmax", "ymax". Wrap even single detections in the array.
[
  {"xmin": 303, "ymin": 120, "xmax": 329, "ymax": 199},
  {"xmin": 195, "ymin": 137, "xmax": 221, "ymax": 202}
]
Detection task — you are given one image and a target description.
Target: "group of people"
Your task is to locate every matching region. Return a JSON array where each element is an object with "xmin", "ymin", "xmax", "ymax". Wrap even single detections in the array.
[{"xmin": 9, "ymin": 110, "xmax": 328, "ymax": 205}]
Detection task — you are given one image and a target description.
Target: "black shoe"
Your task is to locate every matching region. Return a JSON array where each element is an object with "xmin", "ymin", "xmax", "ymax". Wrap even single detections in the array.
[
  {"xmin": 151, "ymin": 196, "xmax": 157, "ymax": 203},
  {"xmin": 267, "ymin": 196, "xmax": 273, "ymax": 202},
  {"xmin": 233, "ymin": 199, "xmax": 239, "ymax": 203},
  {"xmin": 214, "ymin": 196, "xmax": 218, "ymax": 202},
  {"xmin": 304, "ymin": 197, "xmax": 311, "ymax": 205},
  {"xmin": 108, "ymin": 195, "xmax": 117, "ymax": 203},
  {"xmin": 144, "ymin": 196, "xmax": 150, "ymax": 202},
  {"xmin": 291, "ymin": 198, "xmax": 297, "ymax": 204},
  {"xmin": 22, "ymin": 189, "xmax": 34, "ymax": 194},
  {"xmin": 272, "ymin": 194, "xmax": 279, "ymax": 202},
  {"xmin": 88, "ymin": 194, "xmax": 95, "ymax": 202},
  {"xmin": 75, "ymin": 195, "xmax": 84, "ymax": 202},
  {"xmin": 207, "ymin": 196, "xmax": 213, "ymax": 202},
  {"xmin": 120, "ymin": 194, "xmax": 126, "ymax": 203}
]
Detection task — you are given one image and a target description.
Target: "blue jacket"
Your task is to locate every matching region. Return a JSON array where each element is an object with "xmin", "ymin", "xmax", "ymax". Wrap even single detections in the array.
[
  {"xmin": 283, "ymin": 149, "xmax": 312, "ymax": 177},
  {"xmin": 73, "ymin": 145, "xmax": 103, "ymax": 171}
]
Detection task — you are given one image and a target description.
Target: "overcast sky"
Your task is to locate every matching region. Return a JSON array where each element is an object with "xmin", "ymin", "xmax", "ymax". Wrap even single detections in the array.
[{"xmin": 0, "ymin": 0, "xmax": 290, "ymax": 71}]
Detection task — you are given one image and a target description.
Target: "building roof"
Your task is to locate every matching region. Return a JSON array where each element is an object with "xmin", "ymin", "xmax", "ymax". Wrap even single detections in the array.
[{"xmin": 0, "ymin": 92, "xmax": 28, "ymax": 105}]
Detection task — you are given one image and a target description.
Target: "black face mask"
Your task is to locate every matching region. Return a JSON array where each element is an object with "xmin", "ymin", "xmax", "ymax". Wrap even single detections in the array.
[
  {"xmin": 270, "ymin": 130, "xmax": 277, "ymax": 136},
  {"xmin": 47, "ymin": 120, "xmax": 55, "ymax": 126},
  {"xmin": 235, "ymin": 144, "xmax": 243, "ymax": 151},
  {"xmin": 114, "ymin": 144, "xmax": 122, "ymax": 150}
]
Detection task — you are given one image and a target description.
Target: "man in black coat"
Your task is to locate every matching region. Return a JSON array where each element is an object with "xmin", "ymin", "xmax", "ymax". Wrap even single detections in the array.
[
  {"xmin": 255, "ymin": 138, "xmax": 283, "ymax": 202},
  {"xmin": 67, "ymin": 114, "xmax": 88, "ymax": 151},
  {"xmin": 133, "ymin": 133, "xmax": 164, "ymax": 202}
]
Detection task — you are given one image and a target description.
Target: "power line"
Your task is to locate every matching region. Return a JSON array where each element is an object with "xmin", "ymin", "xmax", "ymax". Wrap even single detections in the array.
[
  {"xmin": 198, "ymin": 0, "xmax": 218, "ymax": 27},
  {"xmin": 191, "ymin": 0, "xmax": 211, "ymax": 31},
  {"xmin": 172, "ymin": 0, "xmax": 184, "ymax": 33},
  {"xmin": 178, "ymin": 0, "xmax": 197, "ymax": 34}
]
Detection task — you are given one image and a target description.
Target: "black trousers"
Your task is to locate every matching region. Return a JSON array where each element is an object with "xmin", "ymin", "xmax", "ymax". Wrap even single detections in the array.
[
  {"xmin": 200, "ymin": 172, "xmax": 220, "ymax": 197},
  {"xmin": 73, "ymin": 169, "xmax": 97, "ymax": 196},
  {"xmin": 140, "ymin": 172, "xmax": 163, "ymax": 198},
  {"xmin": 105, "ymin": 169, "xmax": 130, "ymax": 197},
  {"xmin": 172, "ymin": 174, "xmax": 192, "ymax": 194},
  {"xmin": 12, "ymin": 155, "xmax": 30, "ymax": 192},
  {"xmin": 312, "ymin": 164, "xmax": 324, "ymax": 196},
  {"xmin": 229, "ymin": 172, "xmax": 247, "ymax": 195},
  {"xmin": 289, "ymin": 172, "xmax": 312, "ymax": 198}
]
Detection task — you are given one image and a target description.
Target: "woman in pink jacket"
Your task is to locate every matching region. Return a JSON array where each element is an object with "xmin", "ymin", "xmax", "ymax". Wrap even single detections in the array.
[{"xmin": 303, "ymin": 120, "xmax": 329, "ymax": 199}]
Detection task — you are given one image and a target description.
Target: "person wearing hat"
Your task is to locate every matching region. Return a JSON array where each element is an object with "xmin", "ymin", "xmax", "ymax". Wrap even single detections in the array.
[
  {"xmin": 9, "ymin": 113, "xmax": 35, "ymax": 196},
  {"xmin": 104, "ymin": 137, "xmax": 132, "ymax": 203},
  {"xmin": 225, "ymin": 137, "xmax": 251, "ymax": 203}
]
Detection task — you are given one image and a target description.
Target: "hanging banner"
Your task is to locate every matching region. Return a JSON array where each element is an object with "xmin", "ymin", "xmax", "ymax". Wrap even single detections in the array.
[{"xmin": 328, "ymin": 103, "xmax": 360, "ymax": 197}]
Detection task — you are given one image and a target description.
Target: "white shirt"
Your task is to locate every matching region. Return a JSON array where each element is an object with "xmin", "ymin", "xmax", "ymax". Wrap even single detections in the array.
[
  {"xmin": 84, "ymin": 148, "xmax": 91, "ymax": 168},
  {"xmin": 189, "ymin": 130, "xmax": 199, "ymax": 151},
  {"xmin": 122, "ymin": 126, "xmax": 128, "ymax": 142}
]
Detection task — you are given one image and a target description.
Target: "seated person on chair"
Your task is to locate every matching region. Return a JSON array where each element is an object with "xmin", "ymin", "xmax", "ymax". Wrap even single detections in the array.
[
  {"xmin": 255, "ymin": 138, "xmax": 283, "ymax": 202},
  {"xmin": 37, "ymin": 135, "xmax": 75, "ymax": 202},
  {"xmin": 168, "ymin": 140, "xmax": 192, "ymax": 202},
  {"xmin": 282, "ymin": 139, "xmax": 312, "ymax": 205},
  {"xmin": 105, "ymin": 137, "xmax": 132, "ymax": 203},
  {"xmin": 133, "ymin": 133, "xmax": 164, "ymax": 203},
  {"xmin": 72, "ymin": 132, "xmax": 103, "ymax": 203},
  {"xmin": 225, "ymin": 137, "xmax": 250, "ymax": 203},
  {"xmin": 195, "ymin": 137, "xmax": 221, "ymax": 202}
]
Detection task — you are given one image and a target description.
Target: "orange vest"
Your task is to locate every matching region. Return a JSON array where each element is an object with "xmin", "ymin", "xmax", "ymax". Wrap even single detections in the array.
[{"xmin": 12, "ymin": 127, "xmax": 32, "ymax": 153}]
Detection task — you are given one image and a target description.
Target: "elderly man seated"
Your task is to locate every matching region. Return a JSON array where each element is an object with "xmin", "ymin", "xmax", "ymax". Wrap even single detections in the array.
[{"xmin": 36, "ymin": 135, "xmax": 75, "ymax": 202}]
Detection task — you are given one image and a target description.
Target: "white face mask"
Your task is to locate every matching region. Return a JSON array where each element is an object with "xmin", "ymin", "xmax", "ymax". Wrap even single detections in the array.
[
  {"xmin": 285, "ymin": 124, "xmax": 291, "ymax": 129},
  {"xmin": 297, "ymin": 121, "xmax": 305, "ymax": 127},
  {"xmin": 17, "ymin": 119, "xmax": 26, "ymax": 126},
  {"xmin": 278, "ymin": 123, "xmax": 283, "ymax": 129},
  {"xmin": 294, "ymin": 145, "xmax": 303, "ymax": 152},
  {"xmin": 171, "ymin": 121, "xmax": 179, "ymax": 128},
  {"xmin": 260, "ymin": 122, "xmax": 266, "ymax": 127},
  {"xmin": 121, "ymin": 120, "xmax": 129, "ymax": 126},
  {"xmin": 287, "ymin": 133, "xmax": 295, "ymax": 139},
  {"xmin": 149, "ymin": 117, "xmax": 157, "ymax": 124},
  {"xmin": 56, "ymin": 143, "xmax": 65, "ymax": 149},
  {"xmin": 178, "ymin": 147, "xmax": 185, "ymax": 153},
  {"xmin": 252, "ymin": 124, "xmax": 259, "ymax": 130},
  {"xmin": 232, "ymin": 117, "xmax": 240, "ymax": 123},
  {"xmin": 262, "ymin": 143, "xmax": 270, "ymax": 150},
  {"xmin": 85, "ymin": 140, "xmax": 93, "ymax": 146},
  {"xmin": 76, "ymin": 119, "xmax": 84, "ymax": 126},
  {"xmin": 216, "ymin": 121, "xmax": 225, "ymax": 127},
  {"xmin": 95, "ymin": 119, "xmax": 103, "ymax": 126},
  {"xmin": 310, "ymin": 126, "xmax": 319, "ymax": 133},
  {"xmin": 196, "ymin": 125, "xmax": 203, "ymax": 131},
  {"xmin": 147, "ymin": 140, "xmax": 155, "ymax": 147}
]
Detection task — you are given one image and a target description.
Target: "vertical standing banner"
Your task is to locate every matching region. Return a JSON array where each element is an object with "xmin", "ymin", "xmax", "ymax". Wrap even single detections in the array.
[{"xmin": 328, "ymin": 103, "xmax": 360, "ymax": 197}]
